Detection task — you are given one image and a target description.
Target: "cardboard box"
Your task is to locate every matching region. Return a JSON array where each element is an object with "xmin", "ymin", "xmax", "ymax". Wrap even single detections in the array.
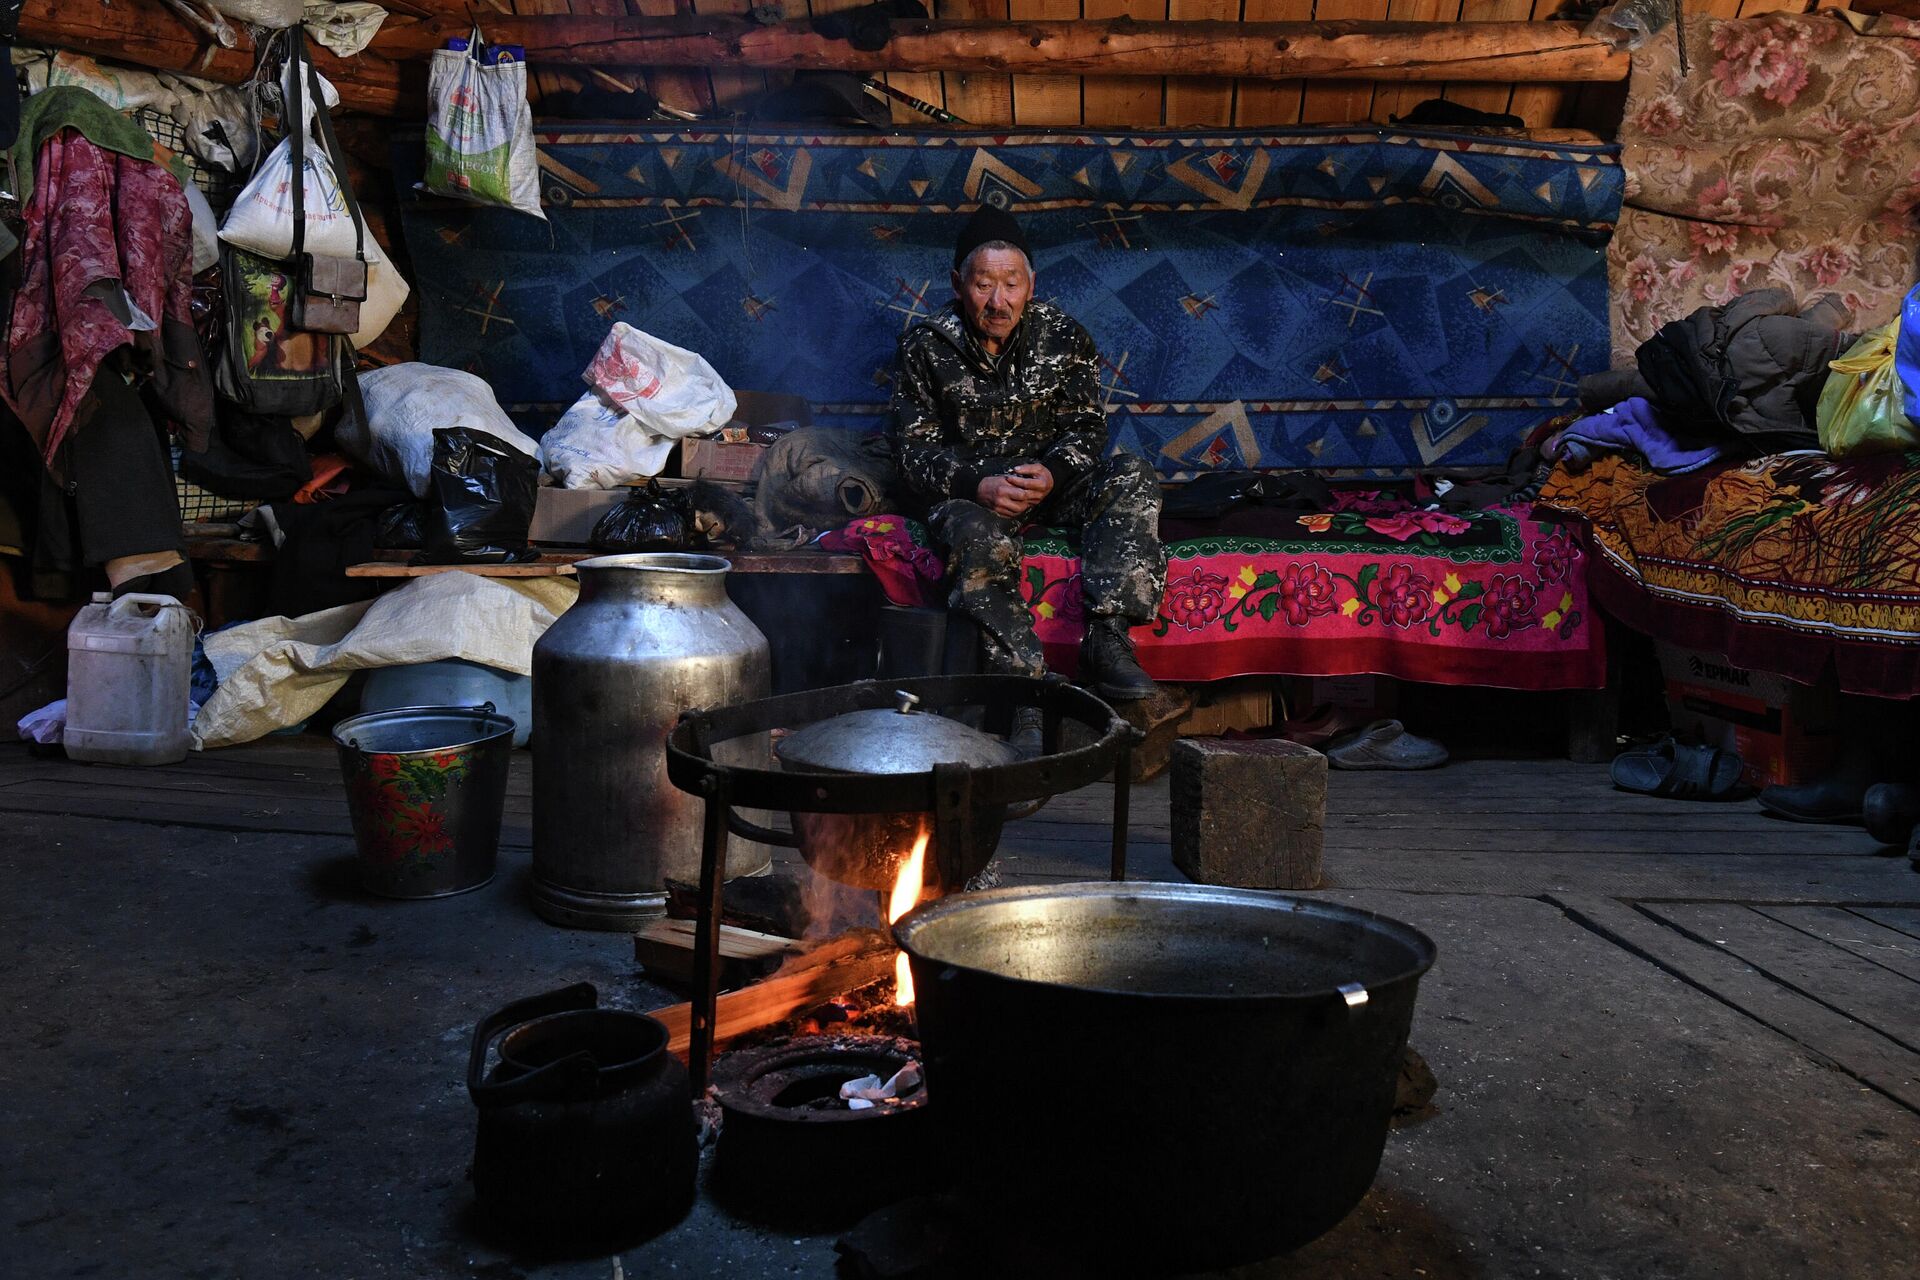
[
  {"xmin": 527, "ymin": 391, "xmax": 806, "ymax": 546},
  {"xmin": 528, "ymin": 477, "xmax": 696, "ymax": 547},
  {"xmin": 1655, "ymin": 643, "xmax": 1839, "ymax": 787},
  {"xmin": 1176, "ymin": 677, "xmax": 1276, "ymax": 738},
  {"xmin": 680, "ymin": 390, "xmax": 810, "ymax": 482}
]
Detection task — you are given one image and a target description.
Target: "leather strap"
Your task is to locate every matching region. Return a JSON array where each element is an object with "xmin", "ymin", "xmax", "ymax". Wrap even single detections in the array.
[{"xmin": 287, "ymin": 28, "xmax": 366, "ymax": 266}]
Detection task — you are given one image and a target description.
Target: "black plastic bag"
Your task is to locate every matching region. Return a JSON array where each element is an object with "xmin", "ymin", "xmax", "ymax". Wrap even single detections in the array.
[
  {"xmin": 415, "ymin": 426, "xmax": 540, "ymax": 564},
  {"xmin": 591, "ymin": 479, "xmax": 689, "ymax": 552},
  {"xmin": 178, "ymin": 401, "xmax": 312, "ymax": 501},
  {"xmin": 374, "ymin": 501, "xmax": 425, "ymax": 550}
]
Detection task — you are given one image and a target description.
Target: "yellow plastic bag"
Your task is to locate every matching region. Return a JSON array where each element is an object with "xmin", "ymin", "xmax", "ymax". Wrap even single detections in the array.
[{"xmin": 1817, "ymin": 320, "xmax": 1917, "ymax": 458}]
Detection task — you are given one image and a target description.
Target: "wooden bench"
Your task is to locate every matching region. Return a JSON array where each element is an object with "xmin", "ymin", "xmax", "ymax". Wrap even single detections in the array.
[{"xmin": 182, "ymin": 524, "xmax": 869, "ymax": 625}]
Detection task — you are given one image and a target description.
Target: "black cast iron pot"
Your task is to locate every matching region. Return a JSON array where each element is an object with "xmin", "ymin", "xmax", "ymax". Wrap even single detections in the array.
[
  {"xmin": 467, "ymin": 983, "xmax": 697, "ymax": 1252},
  {"xmin": 894, "ymin": 882, "xmax": 1437, "ymax": 1274}
]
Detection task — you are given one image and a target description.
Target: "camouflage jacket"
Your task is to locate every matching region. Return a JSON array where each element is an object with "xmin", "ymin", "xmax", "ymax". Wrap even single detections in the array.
[{"xmin": 889, "ymin": 300, "xmax": 1107, "ymax": 504}]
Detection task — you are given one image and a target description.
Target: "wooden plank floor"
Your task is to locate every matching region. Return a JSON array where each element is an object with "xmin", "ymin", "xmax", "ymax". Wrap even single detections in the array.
[{"xmin": 6, "ymin": 736, "xmax": 1917, "ymax": 1123}]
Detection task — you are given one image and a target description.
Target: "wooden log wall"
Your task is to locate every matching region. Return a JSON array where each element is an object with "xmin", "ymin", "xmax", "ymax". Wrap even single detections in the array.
[{"xmin": 444, "ymin": 0, "xmax": 1825, "ymax": 135}]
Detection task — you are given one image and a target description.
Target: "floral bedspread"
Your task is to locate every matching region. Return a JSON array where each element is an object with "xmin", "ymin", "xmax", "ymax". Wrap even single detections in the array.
[
  {"xmin": 828, "ymin": 495, "xmax": 1605, "ymax": 689},
  {"xmin": 1539, "ymin": 452, "xmax": 1920, "ymax": 697}
]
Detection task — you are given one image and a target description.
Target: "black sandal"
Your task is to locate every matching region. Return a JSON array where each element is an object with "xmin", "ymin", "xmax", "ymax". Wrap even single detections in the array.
[{"xmin": 1610, "ymin": 737, "xmax": 1746, "ymax": 800}]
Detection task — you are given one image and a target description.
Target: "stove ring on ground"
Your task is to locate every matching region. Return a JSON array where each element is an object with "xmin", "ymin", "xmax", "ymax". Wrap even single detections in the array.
[{"xmin": 710, "ymin": 1034, "xmax": 938, "ymax": 1223}]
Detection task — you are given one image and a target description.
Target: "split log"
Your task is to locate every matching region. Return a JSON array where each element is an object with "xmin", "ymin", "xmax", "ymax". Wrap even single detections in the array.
[
  {"xmin": 18, "ymin": 0, "xmax": 411, "ymax": 116},
  {"xmin": 649, "ymin": 929, "xmax": 896, "ymax": 1065},
  {"xmin": 369, "ymin": 17, "xmax": 1628, "ymax": 83},
  {"xmin": 633, "ymin": 917, "xmax": 804, "ymax": 987}
]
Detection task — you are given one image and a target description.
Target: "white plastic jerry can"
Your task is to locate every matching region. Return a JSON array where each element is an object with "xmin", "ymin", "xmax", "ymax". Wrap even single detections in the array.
[{"xmin": 64, "ymin": 592, "xmax": 196, "ymax": 765}]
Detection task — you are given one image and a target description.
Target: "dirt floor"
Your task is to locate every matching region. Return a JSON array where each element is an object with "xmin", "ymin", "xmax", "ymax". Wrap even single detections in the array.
[{"xmin": 3, "ymin": 741, "xmax": 1917, "ymax": 1279}]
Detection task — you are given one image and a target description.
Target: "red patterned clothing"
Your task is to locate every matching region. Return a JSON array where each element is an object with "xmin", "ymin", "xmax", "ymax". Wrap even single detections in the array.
[{"xmin": 4, "ymin": 130, "xmax": 210, "ymax": 464}]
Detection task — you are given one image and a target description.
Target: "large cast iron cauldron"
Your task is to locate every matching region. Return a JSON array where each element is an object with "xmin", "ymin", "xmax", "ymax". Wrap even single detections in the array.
[
  {"xmin": 894, "ymin": 882, "xmax": 1437, "ymax": 1273},
  {"xmin": 467, "ymin": 984, "xmax": 697, "ymax": 1250}
]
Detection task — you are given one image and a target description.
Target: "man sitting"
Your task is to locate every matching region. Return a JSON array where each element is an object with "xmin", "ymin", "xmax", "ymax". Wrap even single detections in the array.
[{"xmin": 890, "ymin": 204, "xmax": 1165, "ymax": 716}]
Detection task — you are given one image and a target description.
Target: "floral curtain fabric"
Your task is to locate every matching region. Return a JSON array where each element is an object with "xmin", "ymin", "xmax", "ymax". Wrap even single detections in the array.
[{"xmin": 1612, "ymin": 12, "xmax": 1920, "ymax": 353}]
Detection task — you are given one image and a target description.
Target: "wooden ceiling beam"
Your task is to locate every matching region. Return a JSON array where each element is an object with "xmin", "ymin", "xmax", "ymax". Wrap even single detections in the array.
[
  {"xmin": 18, "ymin": 4, "xmax": 1626, "ymax": 123},
  {"xmin": 19, "ymin": 0, "xmax": 413, "ymax": 116},
  {"xmin": 367, "ymin": 16, "xmax": 1631, "ymax": 82}
]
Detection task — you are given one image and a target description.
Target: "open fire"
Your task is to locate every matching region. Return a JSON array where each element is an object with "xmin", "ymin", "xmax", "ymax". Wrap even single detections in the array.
[{"xmin": 886, "ymin": 830, "xmax": 930, "ymax": 1006}]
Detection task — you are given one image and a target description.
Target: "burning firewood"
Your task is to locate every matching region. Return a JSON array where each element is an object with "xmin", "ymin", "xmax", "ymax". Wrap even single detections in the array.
[{"xmin": 649, "ymin": 929, "xmax": 897, "ymax": 1064}]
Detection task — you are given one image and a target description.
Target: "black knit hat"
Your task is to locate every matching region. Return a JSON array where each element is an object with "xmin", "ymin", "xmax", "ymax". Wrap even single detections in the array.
[{"xmin": 953, "ymin": 204, "xmax": 1030, "ymax": 272}]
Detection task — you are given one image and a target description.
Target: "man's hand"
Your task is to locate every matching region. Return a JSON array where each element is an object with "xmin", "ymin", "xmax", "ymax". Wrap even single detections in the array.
[{"xmin": 976, "ymin": 462, "xmax": 1054, "ymax": 519}]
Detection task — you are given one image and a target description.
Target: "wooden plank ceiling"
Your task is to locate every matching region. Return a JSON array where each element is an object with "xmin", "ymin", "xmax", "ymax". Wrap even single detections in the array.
[{"xmin": 396, "ymin": 0, "xmax": 1820, "ymax": 132}]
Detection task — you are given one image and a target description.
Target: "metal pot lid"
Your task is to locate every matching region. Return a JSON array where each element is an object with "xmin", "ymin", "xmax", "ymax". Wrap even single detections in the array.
[{"xmin": 776, "ymin": 690, "xmax": 1017, "ymax": 775}]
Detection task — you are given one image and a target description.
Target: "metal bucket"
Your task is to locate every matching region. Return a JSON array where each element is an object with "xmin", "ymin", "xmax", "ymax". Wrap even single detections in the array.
[{"xmin": 333, "ymin": 704, "xmax": 515, "ymax": 899}]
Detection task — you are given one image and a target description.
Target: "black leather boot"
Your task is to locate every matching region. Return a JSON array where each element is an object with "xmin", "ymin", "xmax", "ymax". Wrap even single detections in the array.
[
  {"xmin": 1756, "ymin": 742, "xmax": 1882, "ymax": 825},
  {"xmin": 1863, "ymin": 783, "xmax": 1920, "ymax": 845},
  {"xmin": 1008, "ymin": 707, "xmax": 1045, "ymax": 760},
  {"xmin": 1080, "ymin": 617, "xmax": 1155, "ymax": 701}
]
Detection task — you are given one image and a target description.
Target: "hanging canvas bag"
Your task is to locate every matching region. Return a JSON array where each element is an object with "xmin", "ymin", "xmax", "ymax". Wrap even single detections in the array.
[
  {"xmin": 213, "ymin": 34, "xmax": 353, "ymax": 416},
  {"xmin": 217, "ymin": 58, "xmax": 362, "ymax": 262},
  {"xmin": 424, "ymin": 27, "xmax": 545, "ymax": 219}
]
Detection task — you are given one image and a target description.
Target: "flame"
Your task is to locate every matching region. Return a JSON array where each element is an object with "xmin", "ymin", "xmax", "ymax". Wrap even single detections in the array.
[{"xmin": 888, "ymin": 830, "xmax": 930, "ymax": 1007}]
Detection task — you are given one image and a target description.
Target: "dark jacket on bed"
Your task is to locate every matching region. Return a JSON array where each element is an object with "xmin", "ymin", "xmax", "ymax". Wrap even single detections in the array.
[{"xmin": 1581, "ymin": 288, "xmax": 1851, "ymax": 447}]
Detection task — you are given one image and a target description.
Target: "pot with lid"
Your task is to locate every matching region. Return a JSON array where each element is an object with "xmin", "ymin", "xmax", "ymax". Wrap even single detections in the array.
[{"xmin": 775, "ymin": 690, "xmax": 1017, "ymax": 890}]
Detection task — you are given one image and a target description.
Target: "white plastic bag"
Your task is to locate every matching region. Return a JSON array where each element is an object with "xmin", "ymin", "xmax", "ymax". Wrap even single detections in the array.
[
  {"xmin": 17, "ymin": 699, "xmax": 66, "ymax": 746},
  {"xmin": 183, "ymin": 180, "xmax": 221, "ymax": 275},
  {"xmin": 166, "ymin": 79, "xmax": 259, "ymax": 173},
  {"xmin": 585, "ymin": 323, "xmax": 737, "ymax": 440},
  {"xmin": 344, "ymin": 364, "xmax": 541, "ymax": 497},
  {"xmin": 211, "ymin": 0, "xmax": 303, "ymax": 28},
  {"xmin": 541, "ymin": 391, "xmax": 676, "ymax": 488},
  {"xmin": 425, "ymin": 39, "xmax": 544, "ymax": 219}
]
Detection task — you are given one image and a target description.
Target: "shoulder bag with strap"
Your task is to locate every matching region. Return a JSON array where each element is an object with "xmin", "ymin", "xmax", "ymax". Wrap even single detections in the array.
[
  {"xmin": 213, "ymin": 31, "xmax": 355, "ymax": 416},
  {"xmin": 287, "ymin": 37, "xmax": 368, "ymax": 335}
]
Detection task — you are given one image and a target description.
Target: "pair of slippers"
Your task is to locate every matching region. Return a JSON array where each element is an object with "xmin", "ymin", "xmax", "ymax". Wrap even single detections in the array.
[
  {"xmin": 1323, "ymin": 720, "xmax": 1449, "ymax": 771},
  {"xmin": 1610, "ymin": 737, "xmax": 1748, "ymax": 801}
]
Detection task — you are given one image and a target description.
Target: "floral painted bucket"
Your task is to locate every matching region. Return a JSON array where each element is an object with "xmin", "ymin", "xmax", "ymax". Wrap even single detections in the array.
[{"xmin": 332, "ymin": 704, "xmax": 516, "ymax": 899}]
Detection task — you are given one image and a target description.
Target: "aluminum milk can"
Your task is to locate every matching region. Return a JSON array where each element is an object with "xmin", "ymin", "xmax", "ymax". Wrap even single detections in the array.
[{"xmin": 531, "ymin": 553, "xmax": 772, "ymax": 929}]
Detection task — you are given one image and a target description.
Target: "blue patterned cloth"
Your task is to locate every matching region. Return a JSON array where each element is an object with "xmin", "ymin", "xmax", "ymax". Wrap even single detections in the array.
[{"xmin": 396, "ymin": 125, "xmax": 1621, "ymax": 477}]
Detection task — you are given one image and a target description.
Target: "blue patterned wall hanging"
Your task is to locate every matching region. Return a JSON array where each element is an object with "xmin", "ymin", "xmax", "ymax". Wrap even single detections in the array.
[{"xmin": 396, "ymin": 125, "xmax": 1621, "ymax": 477}]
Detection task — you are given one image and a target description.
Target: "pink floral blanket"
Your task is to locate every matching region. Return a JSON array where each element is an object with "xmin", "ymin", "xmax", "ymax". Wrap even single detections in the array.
[{"xmin": 824, "ymin": 499, "xmax": 1605, "ymax": 690}]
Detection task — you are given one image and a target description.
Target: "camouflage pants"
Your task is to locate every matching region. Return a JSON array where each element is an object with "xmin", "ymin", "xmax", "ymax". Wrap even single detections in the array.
[{"xmin": 928, "ymin": 453, "xmax": 1166, "ymax": 677}]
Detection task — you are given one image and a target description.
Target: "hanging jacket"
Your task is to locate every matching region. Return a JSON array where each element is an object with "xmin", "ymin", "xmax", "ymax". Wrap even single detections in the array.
[
  {"xmin": 890, "ymin": 299, "xmax": 1107, "ymax": 504},
  {"xmin": 2, "ymin": 126, "xmax": 212, "ymax": 466},
  {"xmin": 1634, "ymin": 288, "xmax": 1851, "ymax": 445}
]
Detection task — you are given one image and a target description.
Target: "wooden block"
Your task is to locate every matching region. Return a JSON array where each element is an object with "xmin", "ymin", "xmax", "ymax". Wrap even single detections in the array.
[
  {"xmin": 1170, "ymin": 737, "xmax": 1325, "ymax": 890},
  {"xmin": 633, "ymin": 917, "xmax": 804, "ymax": 987}
]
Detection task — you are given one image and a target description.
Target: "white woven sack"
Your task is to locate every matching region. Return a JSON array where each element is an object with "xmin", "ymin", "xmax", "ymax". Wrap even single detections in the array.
[
  {"xmin": 217, "ymin": 135, "xmax": 365, "ymax": 260},
  {"xmin": 211, "ymin": 0, "xmax": 303, "ymax": 28},
  {"xmin": 343, "ymin": 364, "xmax": 542, "ymax": 497},
  {"xmin": 350, "ymin": 256, "xmax": 411, "ymax": 350}
]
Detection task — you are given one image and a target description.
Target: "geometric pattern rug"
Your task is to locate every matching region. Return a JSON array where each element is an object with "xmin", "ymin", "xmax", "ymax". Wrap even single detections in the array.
[{"xmin": 396, "ymin": 125, "xmax": 1622, "ymax": 477}]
